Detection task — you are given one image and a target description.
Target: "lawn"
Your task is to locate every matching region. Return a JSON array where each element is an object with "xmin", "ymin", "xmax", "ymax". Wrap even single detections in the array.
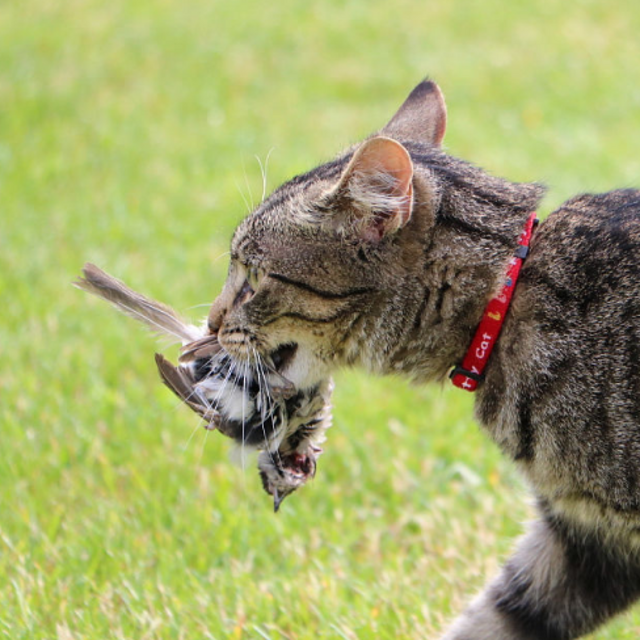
[{"xmin": 2, "ymin": 0, "xmax": 640, "ymax": 638}]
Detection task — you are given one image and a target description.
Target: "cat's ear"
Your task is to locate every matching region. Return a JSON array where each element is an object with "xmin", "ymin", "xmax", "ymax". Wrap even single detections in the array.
[
  {"xmin": 381, "ymin": 79, "xmax": 447, "ymax": 147},
  {"xmin": 328, "ymin": 136, "xmax": 414, "ymax": 243}
]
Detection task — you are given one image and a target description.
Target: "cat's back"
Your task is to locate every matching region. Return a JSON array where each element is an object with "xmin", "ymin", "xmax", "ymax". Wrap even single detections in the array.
[
  {"xmin": 528, "ymin": 188, "xmax": 640, "ymax": 303},
  {"xmin": 480, "ymin": 188, "xmax": 640, "ymax": 514},
  {"xmin": 501, "ymin": 188, "xmax": 640, "ymax": 365}
]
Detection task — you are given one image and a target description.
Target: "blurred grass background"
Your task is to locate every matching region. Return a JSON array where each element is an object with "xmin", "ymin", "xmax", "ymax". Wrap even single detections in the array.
[{"xmin": 2, "ymin": 0, "xmax": 640, "ymax": 637}]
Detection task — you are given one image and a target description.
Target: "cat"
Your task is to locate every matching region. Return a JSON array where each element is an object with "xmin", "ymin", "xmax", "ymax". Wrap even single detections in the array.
[
  {"xmin": 79, "ymin": 79, "xmax": 640, "ymax": 639},
  {"xmin": 202, "ymin": 78, "xmax": 640, "ymax": 639}
]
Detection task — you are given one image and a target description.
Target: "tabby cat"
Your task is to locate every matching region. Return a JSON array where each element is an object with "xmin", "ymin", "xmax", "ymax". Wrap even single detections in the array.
[
  {"xmin": 80, "ymin": 79, "xmax": 640, "ymax": 639},
  {"xmin": 205, "ymin": 78, "xmax": 640, "ymax": 639}
]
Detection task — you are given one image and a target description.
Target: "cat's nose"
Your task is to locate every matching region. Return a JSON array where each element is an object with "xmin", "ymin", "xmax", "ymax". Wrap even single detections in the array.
[{"xmin": 207, "ymin": 298, "xmax": 227, "ymax": 334}]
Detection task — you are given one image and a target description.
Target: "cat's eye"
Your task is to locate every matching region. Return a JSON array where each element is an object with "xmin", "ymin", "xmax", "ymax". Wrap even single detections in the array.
[{"xmin": 246, "ymin": 266, "xmax": 264, "ymax": 291}]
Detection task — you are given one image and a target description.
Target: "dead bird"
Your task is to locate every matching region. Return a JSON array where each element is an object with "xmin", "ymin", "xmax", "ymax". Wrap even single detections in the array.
[{"xmin": 75, "ymin": 263, "xmax": 332, "ymax": 510}]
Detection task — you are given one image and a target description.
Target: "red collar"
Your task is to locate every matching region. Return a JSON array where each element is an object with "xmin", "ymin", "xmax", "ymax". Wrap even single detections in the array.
[{"xmin": 450, "ymin": 212, "xmax": 538, "ymax": 392}]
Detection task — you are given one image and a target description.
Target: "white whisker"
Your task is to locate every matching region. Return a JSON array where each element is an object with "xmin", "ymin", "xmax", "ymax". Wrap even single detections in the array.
[
  {"xmin": 197, "ymin": 416, "xmax": 212, "ymax": 467},
  {"xmin": 209, "ymin": 357, "xmax": 237, "ymax": 409},
  {"xmin": 252, "ymin": 348, "xmax": 273, "ymax": 439},
  {"xmin": 211, "ymin": 250, "xmax": 231, "ymax": 265},
  {"xmin": 182, "ymin": 418, "xmax": 206, "ymax": 451},
  {"xmin": 255, "ymin": 148, "xmax": 275, "ymax": 203},
  {"xmin": 235, "ymin": 180, "xmax": 252, "ymax": 214},
  {"xmin": 251, "ymin": 346, "xmax": 282, "ymax": 466},
  {"xmin": 241, "ymin": 355, "xmax": 248, "ymax": 472},
  {"xmin": 183, "ymin": 351, "xmax": 227, "ymax": 408},
  {"xmin": 242, "ymin": 159, "xmax": 255, "ymax": 211},
  {"xmin": 186, "ymin": 302, "xmax": 215, "ymax": 310}
]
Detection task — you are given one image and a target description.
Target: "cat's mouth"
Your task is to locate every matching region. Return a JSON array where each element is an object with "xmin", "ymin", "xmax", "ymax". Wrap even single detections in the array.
[
  {"xmin": 188, "ymin": 340, "xmax": 298, "ymax": 382},
  {"xmin": 269, "ymin": 342, "xmax": 298, "ymax": 375}
]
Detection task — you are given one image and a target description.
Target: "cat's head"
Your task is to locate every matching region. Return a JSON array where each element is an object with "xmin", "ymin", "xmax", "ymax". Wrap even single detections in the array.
[
  {"xmin": 205, "ymin": 81, "xmax": 448, "ymax": 395},
  {"xmin": 193, "ymin": 79, "xmax": 542, "ymax": 461}
]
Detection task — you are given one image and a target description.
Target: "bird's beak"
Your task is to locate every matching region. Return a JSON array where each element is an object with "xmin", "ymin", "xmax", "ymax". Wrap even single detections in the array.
[{"xmin": 273, "ymin": 489, "xmax": 284, "ymax": 513}]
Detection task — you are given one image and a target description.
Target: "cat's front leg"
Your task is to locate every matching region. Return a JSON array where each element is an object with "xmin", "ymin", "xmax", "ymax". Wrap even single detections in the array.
[{"xmin": 442, "ymin": 511, "xmax": 640, "ymax": 640}]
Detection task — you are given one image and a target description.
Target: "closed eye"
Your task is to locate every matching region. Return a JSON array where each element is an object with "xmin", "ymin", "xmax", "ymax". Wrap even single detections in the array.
[
  {"xmin": 233, "ymin": 279, "xmax": 254, "ymax": 306},
  {"xmin": 267, "ymin": 273, "xmax": 375, "ymax": 300},
  {"xmin": 247, "ymin": 266, "xmax": 265, "ymax": 291}
]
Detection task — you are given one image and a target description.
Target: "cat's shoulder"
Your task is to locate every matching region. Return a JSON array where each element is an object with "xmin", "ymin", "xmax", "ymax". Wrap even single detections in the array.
[
  {"xmin": 523, "ymin": 188, "xmax": 640, "ymax": 297},
  {"xmin": 548, "ymin": 188, "xmax": 640, "ymax": 228},
  {"xmin": 536, "ymin": 188, "xmax": 640, "ymax": 255}
]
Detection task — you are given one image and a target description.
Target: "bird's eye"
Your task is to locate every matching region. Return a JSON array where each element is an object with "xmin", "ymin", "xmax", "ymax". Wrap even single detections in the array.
[{"xmin": 247, "ymin": 267, "xmax": 264, "ymax": 291}]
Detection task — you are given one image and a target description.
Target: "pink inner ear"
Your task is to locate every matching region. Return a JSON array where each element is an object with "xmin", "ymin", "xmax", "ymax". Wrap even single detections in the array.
[
  {"xmin": 354, "ymin": 137, "xmax": 414, "ymax": 190},
  {"xmin": 359, "ymin": 180, "xmax": 414, "ymax": 243},
  {"xmin": 344, "ymin": 137, "xmax": 415, "ymax": 241}
]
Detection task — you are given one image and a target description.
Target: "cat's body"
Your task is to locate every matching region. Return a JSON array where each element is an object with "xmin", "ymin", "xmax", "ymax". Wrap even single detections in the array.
[
  {"xmin": 450, "ymin": 189, "xmax": 640, "ymax": 639},
  {"xmin": 482, "ymin": 188, "xmax": 640, "ymax": 513},
  {"xmin": 204, "ymin": 81, "xmax": 640, "ymax": 639},
  {"xmin": 80, "ymin": 80, "xmax": 640, "ymax": 638}
]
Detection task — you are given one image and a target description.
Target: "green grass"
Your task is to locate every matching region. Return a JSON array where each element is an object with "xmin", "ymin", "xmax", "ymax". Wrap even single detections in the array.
[{"xmin": 2, "ymin": 0, "xmax": 640, "ymax": 637}]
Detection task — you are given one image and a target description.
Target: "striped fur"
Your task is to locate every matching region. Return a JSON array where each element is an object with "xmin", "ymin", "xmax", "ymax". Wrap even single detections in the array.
[{"xmin": 198, "ymin": 81, "xmax": 640, "ymax": 635}]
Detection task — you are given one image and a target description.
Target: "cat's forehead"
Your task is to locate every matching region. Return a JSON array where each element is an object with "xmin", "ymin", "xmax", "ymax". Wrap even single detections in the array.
[
  {"xmin": 231, "ymin": 201, "xmax": 326, "ymax": 266},
  {"xmin": 230, "ymin": 155, "xmax": 352, "ymax": 261}
]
